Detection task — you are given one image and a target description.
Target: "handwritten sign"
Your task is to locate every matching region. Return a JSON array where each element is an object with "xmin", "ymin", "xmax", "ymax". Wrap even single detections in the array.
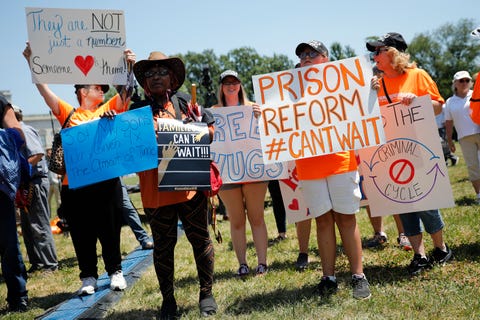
[
  {"xmin": 210, "ymin": 106, "xmax": 287, "ymax": 183},
  {"xmin": 63, "ymin": 107, "xmax": 157, "ymax": 188},
  {"xmin": 279, "ymin": 161, "xmax": 316, "ymax": 223},
  {"xmin": 252, "ymin": 55, "xmax": 385, "ymax": 164},
  {"xmin": 358, "ymin": 95, "xmax": 455, "ymax": 216},
  {"xmin": 157, "ymin": 118, "xmax": 211, "ymax": 191},
  {"xmin": 25, "ymin": 7, "xmax": 127, "ymax": 84}
]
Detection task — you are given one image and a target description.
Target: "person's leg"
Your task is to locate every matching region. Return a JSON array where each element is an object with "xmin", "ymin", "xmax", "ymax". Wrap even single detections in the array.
[
  {"xmin": 365, "ymin": 206, "xmax": 387, "ymax": 247},
  {"xmin": 145, "ymin": 205, "xmax": 178, "ymax": 300},
  {"xmin": 0, "ymin": 192, "xmax": 28, "ymax": 310},
  {"xmin": 335, "ymin": 213, "xmax": 363, "ymax": 275},
  {"xmin": 243, "ymin": 182, "xmax": 269, "ymax": 267},
  {"xmin": 62, "ymin": 186, "xmax": 99, "ymax": 279},
  {"xmin": 179, "ymin": 193, "xmax": 215, "ymax": 299},
  {"xmin": 268, "ymin": 180, "xmax": 287, "ymax": 237},
  {"xmin": 120, "ymin": 182, "xmax": 151, "ymax": 247},
  {"xmin": 296, "ymin": 220, "xmax": 311, "ymax": 253},
  {"xmin": 219, "ymin": 187, "xmax": 248, "ymax": 267},
  {"xmin": 25, "ymin": 179, "xmax": 58, "ymax": 270},
  {"xmin": 315, "ymin": 211, "xmax": 337, "ymax": 276}
]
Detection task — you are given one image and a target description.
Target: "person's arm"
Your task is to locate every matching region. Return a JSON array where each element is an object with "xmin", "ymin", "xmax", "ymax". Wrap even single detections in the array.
[
  {"xmin": 2, "ymin": 106, "xmax": 25, "ymax": 141},
  {"xmin": 23, "ymin": 42, "xmax": 61, "ymax": 115},
  {"xmin": 431, "ymin": 100, "xmax": 443, "ymax": 116},
  {"xmin": 445, "ymin": 119, "xmax": 456, "ymax": 153},
  {"xmin": 28, "ymin": 154, "xmax": 43, "ymax": 166},
  {"xmin": 113, "ymin": 49, "xmax": 137, "ymax": 112}
]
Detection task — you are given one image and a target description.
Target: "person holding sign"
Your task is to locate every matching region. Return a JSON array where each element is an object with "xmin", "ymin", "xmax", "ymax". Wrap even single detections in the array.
[
  {"xmin": 292, "ymin": 40, "xmax": 371, "ymax": 300},
  {"xmin": 367, "ymin": 32, "xmax": 453, "ymax": 276},
  {"xmin": 212, "ymin": 70, "xmax": 269, "ymax": 277},
  {"xmin": 23, "ymin": 43, "xmax": 136, "ymax": 295},
  {"xmin": 131, "ymin": 51, "xmax": 217, "ymax": 319}
]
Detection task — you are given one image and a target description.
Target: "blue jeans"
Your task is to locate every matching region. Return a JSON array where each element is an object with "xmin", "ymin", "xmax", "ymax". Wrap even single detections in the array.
[
  {"xmin": 120, "ymin": 182, "xmax": 150, "ymax": 247},
  {"xmin": 0, "ymin": 192, "xmax": 28, "ymax": 306},
  {"xmin": 399, "ymin": 209, "xmax": 445, "ymax": 237}
]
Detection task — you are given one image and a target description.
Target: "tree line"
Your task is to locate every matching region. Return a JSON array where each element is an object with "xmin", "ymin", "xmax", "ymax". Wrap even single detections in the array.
[{"xmin": 130, "ymin": 18, "xmax": 479, "ymax": 107}]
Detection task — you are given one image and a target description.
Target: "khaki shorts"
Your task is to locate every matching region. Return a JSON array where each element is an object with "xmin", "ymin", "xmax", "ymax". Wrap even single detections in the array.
[{"xmin": 300, "ymin": 170, "xmax": 361, "ymax": 216}]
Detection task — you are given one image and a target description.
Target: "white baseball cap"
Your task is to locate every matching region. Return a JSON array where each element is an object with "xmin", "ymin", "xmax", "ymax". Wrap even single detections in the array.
[{"xmin": 452, "ymin": 71, "xmax": 472, "ymax": 82}]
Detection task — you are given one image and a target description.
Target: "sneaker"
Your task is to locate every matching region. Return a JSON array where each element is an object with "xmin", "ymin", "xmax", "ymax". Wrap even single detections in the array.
[
  {"xmin": 110, "ymin": 270, "xmax": 127, "ymax": 291},
  {"xmin": 255, "ymin": 264, "xmax": 268, "ymax": 275},
  {"xmin": 237, "ymin": 263, "xmax": 250, "ymax": 277},
  {"xmin": 199, "ymin": 294, "xmax": 217, "ymax": 317},
  {"xmin": 8, "ymin": 297, "xmax": 28, "ymax": 312},
  {"xmin": 160, "ymin": 296, "xmax": 177, "ymax": 320},
  {"xmin": 397, "ymin": 233, "xmax": 413, "ymax": 251},
  {"xmin": 366, "ymin": 232, "xmax": 388, "ymax": 248},
  {"xmin": 351, "ymin": 276, "xmax": 371, "ymax": 300},
  {"xmin": 450, "ymin": 156, "xmax": 459, "ymax": 166},
  {"xmin": 78, "ymin": 277, "xmax": 98, "ymax": 295},
  {"xmin": 408, "ymin": 254, "xmax": 432, "ymax": 276},
  {"xmin": 142, "ymin": 241, "xmax": 154, "ymax": 250},
  {"xmin": 295, "ymin": 252, "xmax": 309, "ymax": 271},
  {"xmin": 431, "ymin": 244, "xmax": 453, "ymax": 265},
  {"xmin": 315, "ymin": 276, "xmax": 338, "ymax": 297}
]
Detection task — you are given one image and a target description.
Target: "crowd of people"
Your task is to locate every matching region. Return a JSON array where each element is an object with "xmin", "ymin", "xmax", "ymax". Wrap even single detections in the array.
[{"xmin": 1, "ymin": 28, "xmax": 478, "ymax": 319}]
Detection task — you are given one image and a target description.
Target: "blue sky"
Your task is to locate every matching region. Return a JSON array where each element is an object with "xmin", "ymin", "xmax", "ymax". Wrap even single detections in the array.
[{"xmin": 2, "ymin": 0, "xmax": 479, "ymax": 115}]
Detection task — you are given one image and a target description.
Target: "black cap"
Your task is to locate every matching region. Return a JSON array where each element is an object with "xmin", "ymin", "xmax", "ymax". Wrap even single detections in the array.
[
  {"xmin": 295, "ymin": 40, "xmax": 329, "ymax": 57},
  {"xmin": 74, "ymin": 84, "xmax": 110, "ymax": 94},
  {"xmin": 366, "ymin": 32, "xmax": 408, "ymax": 52}
]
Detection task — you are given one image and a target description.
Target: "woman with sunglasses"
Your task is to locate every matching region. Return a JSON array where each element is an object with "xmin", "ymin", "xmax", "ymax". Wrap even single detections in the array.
[
  {"xmin": 444, "ymin": 71, "xmax": 480, "ymax": 203},
  {"xmin": 367, "ymin": 32, "xmax": 453, "ymax": 276}
]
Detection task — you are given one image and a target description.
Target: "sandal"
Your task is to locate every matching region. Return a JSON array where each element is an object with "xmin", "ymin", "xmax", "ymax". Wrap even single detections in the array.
[
  {"xmin": 255, "ymin": 264, "xmax": 268, "ymax": 275},
  {"xmin": 199, "ymin": 294, "xmax": 218, "ymax": 317},
  {"xmin": 237, "ymin": 263, "xmax": 249, "ymax": 277}
]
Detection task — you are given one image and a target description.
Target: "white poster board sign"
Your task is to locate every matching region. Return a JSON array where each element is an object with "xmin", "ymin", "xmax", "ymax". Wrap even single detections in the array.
[
  {"xmin": 25, "ymin": 7, "xmax": 127, "ymax": 84},
  {"xmin": 252, "ymin": 55, "xmax": 385, "ymax": 164},
  {"xmin": 210, "ymin": 106, "xmax": 287, "ymax": 183},
  {"xmin": 358, "ymin": 95, "xmax": 455, "ymax": 216}
]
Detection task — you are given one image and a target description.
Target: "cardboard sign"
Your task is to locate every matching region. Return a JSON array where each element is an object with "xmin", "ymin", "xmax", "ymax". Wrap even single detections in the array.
[
  {"xmin": 156, "ymin": 118, "xmax": 211, "ymax": 191},
  {"xmin": 358, "ymin": 95, "xmax": 455, "ymax": 216},
  {"xmin": 63, "ymin": 107, "xmax": 157, "ymax": 188},
  {"xmin": 25, "ymin": 7, "xmax": 127, "ymax": 84},
  {"xmin": 210, "ymin": 106, "xmax": 287, "ymax": 183},
  {"xmin": 252, "ymin": 55, "xmax": 385, "ymax": 163}
]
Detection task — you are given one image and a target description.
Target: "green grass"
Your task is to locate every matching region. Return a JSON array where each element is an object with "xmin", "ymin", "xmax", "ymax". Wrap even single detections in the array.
[{"xmin": 2, "ymin": 160, "xmax": 480, "ymax": 319}]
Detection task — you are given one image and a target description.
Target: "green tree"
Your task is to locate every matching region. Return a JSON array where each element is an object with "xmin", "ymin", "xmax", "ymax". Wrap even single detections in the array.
[
  {"xmin": 408, "ymin": 18, "xmax": 480, "ymax": 98},
  {"xmin": 329, "ymin": 42, "xmax": 357, "ymax": 61}
]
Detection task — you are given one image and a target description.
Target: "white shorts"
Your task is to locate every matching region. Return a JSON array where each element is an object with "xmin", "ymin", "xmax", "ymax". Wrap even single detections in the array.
[{"xmin": 300, "ymin": 170, "xmax": 361, "ymax": 216}]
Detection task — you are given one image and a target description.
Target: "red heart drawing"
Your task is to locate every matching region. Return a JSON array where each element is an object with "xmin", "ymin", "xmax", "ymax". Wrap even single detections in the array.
[
  {"xmin": 74, "ymin": 55, "xmax": 94, "ymax": 76},
  {"xmin": 288, "ymin": 198, "xmax": 299, "ymax": 210}
]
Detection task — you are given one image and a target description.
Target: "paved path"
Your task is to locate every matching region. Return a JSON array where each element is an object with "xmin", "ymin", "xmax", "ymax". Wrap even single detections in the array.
[{"xmin": 36, "ymin": 247, "xmax": 153, "ymax": 320}]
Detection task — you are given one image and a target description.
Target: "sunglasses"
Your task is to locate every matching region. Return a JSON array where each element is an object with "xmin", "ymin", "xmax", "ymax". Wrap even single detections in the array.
[
  {"xmin": 144, "ymin": 69, "xmax": 169, "ymax": 78},
  {"xmin": 299, "ymin": 51, "xmax": 321, "ymax": 60},
  {"xmin": 458, "ymin": 78, "xmax": 471, "ymax": 83},
  {"xmin": 222, "ymin": 81, "xmax": 240, "ymax": 86},
  {"xmin": 374, "ymin": 47, "xmax": 389, "ymax": 56}
]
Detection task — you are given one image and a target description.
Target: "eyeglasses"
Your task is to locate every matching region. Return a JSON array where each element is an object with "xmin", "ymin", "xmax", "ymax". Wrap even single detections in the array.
[
  {"xmin": 374, "ymin": 47, "xmax": 389, "ymax": 56},
  {"xmin": 458, "ymin": 79, "xmax": 471, "ymax": 83},
  {"xmin": 88, "ymin": 86, "xmax": 104, "ymax": 92},
  {"xmin": 144, "ymin": 69, "xmax": 169, "ymax": 78},
  {"xmin": 299, "ymin": 51, "xmax": 321, "ymax": 60},
  {"xmin": 222, "ymin": 81, "xmax": 240, "ymax": 86}
]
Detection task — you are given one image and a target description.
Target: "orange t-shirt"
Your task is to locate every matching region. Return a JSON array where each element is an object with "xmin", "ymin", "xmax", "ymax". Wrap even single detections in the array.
[
  {"xmin": 377, "ymin": 68, "xmax": 444, "ymax": 106},
  {"xmin": 295, "ymin": 151, "xmax": 357, "ymax": 180},
  {"xmin": 469, "ymin": 77, "xmax": 480, "ymax": 124},
  {"xmin": 57, "ymin": 95, "xmax": 126, "ymax": 186}
]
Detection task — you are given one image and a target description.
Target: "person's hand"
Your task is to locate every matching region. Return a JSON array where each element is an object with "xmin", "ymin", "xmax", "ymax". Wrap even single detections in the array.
[
  {"xmin": 23, "ymin": 41, "xmax": 32, "ymax": 63},
  {"xmin": 252, "ymin": 103, "xmax": 262, "ymax": 118},
  {"xmin": 400, "ymin": 93, "xmax": 417, "ymax": 106},
  {"xmin": 100, "ymin": 110, "xmax": 117, "ymax": 119},
  {"xmin": 124, "ymin": 49, "xmax": 136, "ymax": 65},
  {"xmin": 370, "ymin": 76, "xmax": 380, "ymax": 91}
]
